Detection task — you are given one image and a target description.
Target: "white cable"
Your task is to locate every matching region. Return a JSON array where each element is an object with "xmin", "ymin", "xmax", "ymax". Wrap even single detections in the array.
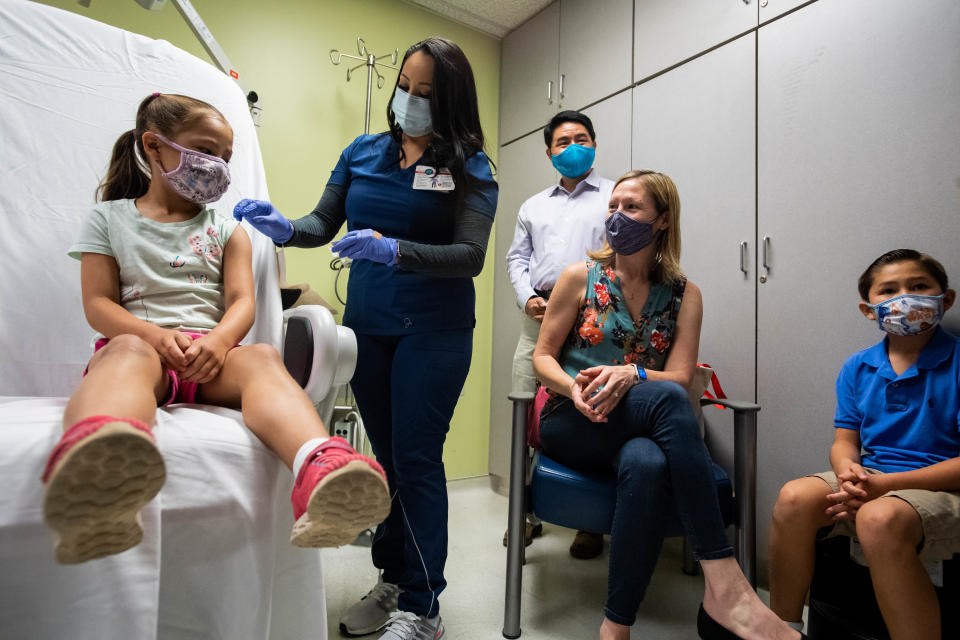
[{"xmin": 396, "ymin": 491, "xmax": 436, "ymax": 618}]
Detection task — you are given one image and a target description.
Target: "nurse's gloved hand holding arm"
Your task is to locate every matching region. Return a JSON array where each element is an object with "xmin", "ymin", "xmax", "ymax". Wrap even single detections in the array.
[
  {"xmin": 233, "ymin": 199, "xmax": 294, "ymax": 244},
  {"xmin": 234, "ymin": 183, "xmax": 348, "ymax": 248}
]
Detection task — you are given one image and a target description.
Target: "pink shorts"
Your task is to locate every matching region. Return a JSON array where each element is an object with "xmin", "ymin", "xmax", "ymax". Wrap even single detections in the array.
[{"xmin": 86, "ymin": 331, "xmax": 209, "ymax": 406}]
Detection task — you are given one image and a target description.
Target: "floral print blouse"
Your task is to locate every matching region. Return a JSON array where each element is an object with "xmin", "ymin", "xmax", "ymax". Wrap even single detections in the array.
[{"xmin": 544, "ymin": 261, "xmax": 687, "ymax": 414}]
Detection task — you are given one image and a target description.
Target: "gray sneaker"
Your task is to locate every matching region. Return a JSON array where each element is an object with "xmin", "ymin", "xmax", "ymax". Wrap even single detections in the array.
[
  {"xmin": 378, "ymin": 612, "xmax": 444, "ymax": 640},
  {"xmin": 339, "ymin": 578, "xmax": 400, "ymax": 636}
]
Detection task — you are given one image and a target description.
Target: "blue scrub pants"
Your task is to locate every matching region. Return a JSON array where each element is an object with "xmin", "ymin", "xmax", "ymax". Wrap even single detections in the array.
[
  {"xmin": 350, "ymin": 329, "xmax": 473, "ymax": 618},
  {"xmin": 538, "ymin": 380, "xmax": 733, "ymax": 626}
]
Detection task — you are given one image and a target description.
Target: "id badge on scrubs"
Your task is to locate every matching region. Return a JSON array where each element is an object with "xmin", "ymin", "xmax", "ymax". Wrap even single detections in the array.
[{"xmin": 412, "ymin": 165, "xmax": 455, "ymax": 191}]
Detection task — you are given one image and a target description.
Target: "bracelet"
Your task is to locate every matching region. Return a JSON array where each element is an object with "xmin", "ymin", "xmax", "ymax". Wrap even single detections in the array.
[{"xmin": 631, "ymin": 363, "xmax": 647, "ymax": 384}]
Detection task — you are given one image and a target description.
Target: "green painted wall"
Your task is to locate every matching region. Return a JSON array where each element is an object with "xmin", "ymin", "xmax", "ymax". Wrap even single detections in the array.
[{"xmin": 33, "ymin": 0, "xmax": 500, "ymax": 479}]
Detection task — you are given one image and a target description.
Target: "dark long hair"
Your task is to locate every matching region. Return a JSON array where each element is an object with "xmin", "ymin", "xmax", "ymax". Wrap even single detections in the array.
[
  {"xmin": 97, "ymin": 93, "xmax": 226, "ymax": 201},
  {"xmin": 386, "ymin": 37, "xmax": 488, "ymax": 201}
]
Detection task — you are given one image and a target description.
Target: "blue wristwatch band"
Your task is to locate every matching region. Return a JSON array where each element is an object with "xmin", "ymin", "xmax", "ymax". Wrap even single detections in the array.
[{"xmin": 632, "ymin": 363, "xmax": 647, "ymax": 383}]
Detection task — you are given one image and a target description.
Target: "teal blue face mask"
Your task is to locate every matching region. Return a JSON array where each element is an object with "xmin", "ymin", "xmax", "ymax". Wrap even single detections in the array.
[{"xmin": 551, "ymin": 143, "xmax": 595, "ymax": 178}]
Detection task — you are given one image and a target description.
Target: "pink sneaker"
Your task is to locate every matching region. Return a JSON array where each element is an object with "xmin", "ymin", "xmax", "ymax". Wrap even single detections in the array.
[
  {"xmin": 290, "ymin": 437, "xmax": 390, "ymax": 548},
  {"xmin": 42, "ymin": 416, "xmax": 166, "ymax": 564}
]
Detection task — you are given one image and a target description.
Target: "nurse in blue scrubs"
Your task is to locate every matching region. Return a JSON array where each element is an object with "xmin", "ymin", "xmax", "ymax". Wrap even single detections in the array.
[{"xmin": 234, "ymin": 37, "xmax": 497, "ymax": 640}]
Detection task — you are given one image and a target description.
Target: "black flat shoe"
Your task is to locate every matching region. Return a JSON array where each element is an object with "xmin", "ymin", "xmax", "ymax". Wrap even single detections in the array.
[
  {"xmin": 697, "ymin": 604, "xmax": 808, "ymax": 640},
  {"xmin": 697, "ymin": 604, "xmax": 741, "ymax": 640}
]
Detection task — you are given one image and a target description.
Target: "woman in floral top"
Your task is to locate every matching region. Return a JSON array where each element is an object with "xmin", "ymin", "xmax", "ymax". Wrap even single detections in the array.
[{"xmin": 533, "ymin": 171, "xmax": 802, "ymax": 640}]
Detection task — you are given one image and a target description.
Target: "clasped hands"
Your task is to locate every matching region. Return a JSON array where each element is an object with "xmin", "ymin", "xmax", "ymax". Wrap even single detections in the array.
[
  {"xmin": 150, "ymin": 328, "xmax": 229, "ymax": 384},
  {"xmin": 570, "ymin": 365, "xmax": 636, "ymax": 423},
  {"xmin": 825, "ymin": 462, "xmax": 890, "ymax": 521}
]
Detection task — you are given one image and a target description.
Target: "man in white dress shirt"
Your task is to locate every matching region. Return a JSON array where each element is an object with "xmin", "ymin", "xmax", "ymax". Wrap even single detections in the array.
[{"xmin": 504, "ymin": 110, "xmax": 615, "ymax": 559}]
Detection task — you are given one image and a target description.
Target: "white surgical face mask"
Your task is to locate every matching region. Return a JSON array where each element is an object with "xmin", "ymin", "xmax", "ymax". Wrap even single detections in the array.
[
  {"xmin": 155, "ymin": 133, "xmax": 231, "ymax": 204},
  {"xmin": 866, "ymin": 293, "xmax": 944, "ymax": 336},
  {"xmin": 391, "ymin": 88, "xmax": 433, "ymax": 137}
]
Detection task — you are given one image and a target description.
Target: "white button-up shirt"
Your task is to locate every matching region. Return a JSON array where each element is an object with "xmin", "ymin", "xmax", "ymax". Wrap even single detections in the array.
[{"xmin": 506, "ymin": 170, "xmax": 614, "ymax": 307}]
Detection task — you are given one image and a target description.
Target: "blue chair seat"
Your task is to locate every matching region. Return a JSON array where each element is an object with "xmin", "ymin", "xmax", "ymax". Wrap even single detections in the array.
[{"xmin": 529, "ymin": 450, "xmax": 735, "ymax": 537}]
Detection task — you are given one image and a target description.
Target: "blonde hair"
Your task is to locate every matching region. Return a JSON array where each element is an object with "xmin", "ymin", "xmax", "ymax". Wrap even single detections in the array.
[{"xmin": 587, "ymin": 169, "xmax": 683, "ymax": 284}]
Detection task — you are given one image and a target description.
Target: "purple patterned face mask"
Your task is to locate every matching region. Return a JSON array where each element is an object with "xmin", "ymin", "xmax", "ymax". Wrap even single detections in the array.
[{"xmin": 154, "ymin": 133, "xmax": 230, "ymax": 204}]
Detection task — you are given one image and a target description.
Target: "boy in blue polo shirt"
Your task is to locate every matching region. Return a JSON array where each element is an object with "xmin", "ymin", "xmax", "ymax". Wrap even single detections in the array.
[{"xmin": 768, "ymin": 249, "xmax": 960, "ymax": 640}]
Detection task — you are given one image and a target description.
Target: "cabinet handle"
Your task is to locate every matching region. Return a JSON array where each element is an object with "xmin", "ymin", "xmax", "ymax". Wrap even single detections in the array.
[
  {"xmin": 762, "ymin": 236, "xmax": 771, "ymax": 271},
  {"xmin": 559, "ymin": 73, "xmax": 565, "ymax": 99},
  {"xmin": 547, "ymin": 80, "xmax": 553, "ymax": 104},
  {"xmin": 740, "ymin": 241, "xmax": 748, "ymax": 274}
]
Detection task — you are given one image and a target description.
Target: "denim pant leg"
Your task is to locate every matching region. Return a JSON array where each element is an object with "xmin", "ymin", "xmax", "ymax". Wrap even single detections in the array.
[
  {"xmin": 351, "ymin": 334, "xmax": 407, "ymax": 586},
  {"xmin": 605, "ymin": 437, "xmax": 672, "ymax": 625},
  {"xmin": 539, "ymin": 403, "xmax": 672, "ymax": 623},
  {"xmin": 616, "ymin": 381, "xmax": 733, "ymax": 560},
  {"xmin": 387, "ymin": 329, "xmax": 472, "ymax": 617}
]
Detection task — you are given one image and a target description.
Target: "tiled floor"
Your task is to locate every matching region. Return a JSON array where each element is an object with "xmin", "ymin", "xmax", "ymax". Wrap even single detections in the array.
[{"xmin": 322, "ymin": 476, "xmax": 730, "ymax": 639}]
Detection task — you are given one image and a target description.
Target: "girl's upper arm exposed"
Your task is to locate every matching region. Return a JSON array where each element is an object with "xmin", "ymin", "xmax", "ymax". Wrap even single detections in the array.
[
  {"xmin": 80, "ymin": 252, "xmax": 121, "ymax": 308},
  {"xmin": 222, "ymin": 225, "xmax": 254, "ymax": 308}
]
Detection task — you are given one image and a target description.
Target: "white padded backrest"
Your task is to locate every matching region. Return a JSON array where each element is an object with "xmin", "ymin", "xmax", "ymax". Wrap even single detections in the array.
[{"xmin": 0, "ymin": 0, "xmax": 281, "ymax": 397}]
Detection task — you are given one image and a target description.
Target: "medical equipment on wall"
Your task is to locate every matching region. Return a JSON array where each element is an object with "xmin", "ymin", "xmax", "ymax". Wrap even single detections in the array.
[
  {"xmin": 78, "ymin": 0, "xmax": 262, "ymax": 124},
  {"xmin": 330, "ymin": 37, "xmax": 399, "ymax": 135}
]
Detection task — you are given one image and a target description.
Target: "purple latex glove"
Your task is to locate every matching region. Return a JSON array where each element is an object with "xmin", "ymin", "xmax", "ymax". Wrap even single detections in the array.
[
  {"xmin": 331, "ymin": 229, "xmax": 398, "ymax": 265},
  {"xmin": 233, "ymin": 198, "xmax": 294, "ymax": 243}
]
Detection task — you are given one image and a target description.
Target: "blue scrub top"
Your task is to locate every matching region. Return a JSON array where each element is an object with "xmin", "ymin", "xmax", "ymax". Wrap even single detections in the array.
[
  {"xmin": 834, "ymin": 327, "xmax": 960, "ymax": 473},
  {"xmin": 329, "ymin": 134, "xmax": 498, "ymax": 335}
]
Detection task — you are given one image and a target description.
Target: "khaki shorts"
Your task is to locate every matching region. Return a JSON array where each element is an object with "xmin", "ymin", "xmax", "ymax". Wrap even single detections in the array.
[{"xmin": 810, "ymin": 468, "xmax": 960, "ymax": 563}]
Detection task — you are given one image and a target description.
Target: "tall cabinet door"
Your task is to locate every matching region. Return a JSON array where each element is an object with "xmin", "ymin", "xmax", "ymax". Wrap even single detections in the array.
[
  {"xmin": 756, "ymin": 0, "xmax": 960, "ymax": 565},
  {"xmin": 558, "ymin": 0, "xmax": 633, "ymax": 110},
  {"xmin": 582, "ymin": 90, "xmax": 632, "ymax": 181},
  {"xmin": 488, "ymin": 133, "xmax": 558, "ymax": 486},
  {"xmin": 633, "ymin": 0, "xmax": 756, "ymax": 82},
  {"xmin": 633, "ymin": 33, "xmax": 757, "ymax": 468},
  {"xmin": 499, "ymin": 3, "xmax": 560, "ymax": 144}
]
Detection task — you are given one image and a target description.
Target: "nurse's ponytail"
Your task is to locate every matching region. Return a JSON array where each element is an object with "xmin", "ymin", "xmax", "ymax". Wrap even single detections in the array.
[{"xmin": 97, "ymin": 93, "xmax": 226, "ymax": 201}]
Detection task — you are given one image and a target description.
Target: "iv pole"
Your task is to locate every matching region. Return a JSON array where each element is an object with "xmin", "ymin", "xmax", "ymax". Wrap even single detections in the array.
[
  {"xmin": 327, "ymin": 39, "xmax": 398, "ymax": 466},
  {"xmin": 329, "ymin": 38, "xmax": 399, "ymax": 135}
]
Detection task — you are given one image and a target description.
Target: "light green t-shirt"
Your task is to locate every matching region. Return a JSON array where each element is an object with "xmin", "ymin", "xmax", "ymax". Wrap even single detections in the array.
[{"xmin": 68, "ymin": 198, "xmax": 238, "ymax": 334}]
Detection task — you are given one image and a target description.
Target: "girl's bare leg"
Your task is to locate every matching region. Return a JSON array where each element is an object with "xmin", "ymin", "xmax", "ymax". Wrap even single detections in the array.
[
  {"xmin": 63, "ymin": 334, "xmax": 168, "ymax": 428},
  {"xmin": 197, "ymin": 344, "xmax": 329, "ymax": 467}
]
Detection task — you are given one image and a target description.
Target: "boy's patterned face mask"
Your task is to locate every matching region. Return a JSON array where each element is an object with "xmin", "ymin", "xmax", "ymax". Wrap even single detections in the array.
[
  {"xmin": 866, "ymin": 293, "xmax": 944, "ymax": 336},
  {"xmin": 155, "ymin": 133, "xmax": 231, "ymax": 204}
]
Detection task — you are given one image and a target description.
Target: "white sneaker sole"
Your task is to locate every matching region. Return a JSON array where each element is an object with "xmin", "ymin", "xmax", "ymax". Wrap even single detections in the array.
[
  {"xmin": 290, "ymin": 459, "xmax": 390, "ymax": 548},
  {"xmin": 43, "ymin": 422, "xmax": 165, "ymax": 564}
]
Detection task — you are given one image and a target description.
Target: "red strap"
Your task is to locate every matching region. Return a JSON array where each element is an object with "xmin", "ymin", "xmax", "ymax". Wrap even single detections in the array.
[{"xmin": 698, "ymin": 363, "xmax": 727, "ymax": 410}]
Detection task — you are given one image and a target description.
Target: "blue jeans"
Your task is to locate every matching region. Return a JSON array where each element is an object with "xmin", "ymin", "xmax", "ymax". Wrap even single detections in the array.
[
  {"xmin": 539, "ymin": 380, "xmax": 733, "ymax": 626},
  {"xmin": 350, "ymin": 329, "xmax": 472, "ymax": 618}
]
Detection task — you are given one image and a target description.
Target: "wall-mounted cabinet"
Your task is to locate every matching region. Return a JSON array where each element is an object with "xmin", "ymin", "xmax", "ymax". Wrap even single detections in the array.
[
  {"xmin": 632, "ymin": 32, "xmax": 756, "ymax": 469},
  {"xmin": 499, "ymin": 0, "xmax": 632, "ymax": 144},
  {"xmin": 633, "ymin": 0, "xmax": 756, "ymax": 82}
]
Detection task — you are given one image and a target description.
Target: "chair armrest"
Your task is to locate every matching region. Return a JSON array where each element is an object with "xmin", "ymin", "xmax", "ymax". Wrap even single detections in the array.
[
  {"xmin": 700, "ymin": 396, "xmax": 759, "ymax": 586},
  {"xmin": 282, "ymin": 305, "xmax": 357, "ymax": 405},
  {"xmin": 699, "ymin": 397, "xmax": 760, "ymax": 413},
  {"xmin": 508, "ymin": 391, "xmax": 536, "ymax": 403}
]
